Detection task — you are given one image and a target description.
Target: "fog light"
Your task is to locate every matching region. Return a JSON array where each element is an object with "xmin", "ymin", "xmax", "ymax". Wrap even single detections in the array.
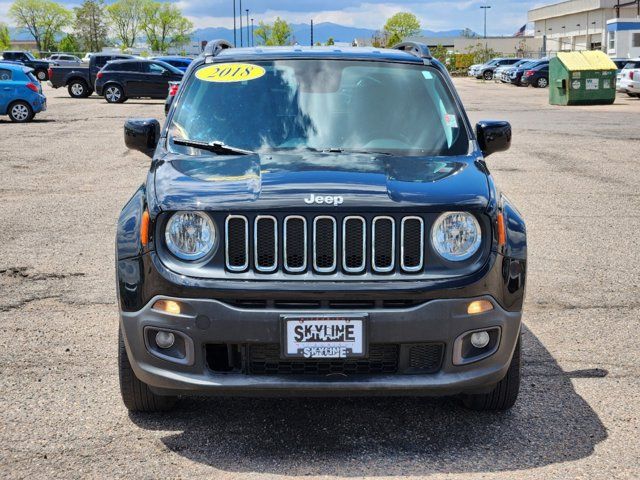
[
  {"xmin": 153, "ymin": 299, "xmax": 182, "ymax": 315},
  {"xmin": 470, "ymin": 331, "xmax": 491, "ymax": 349},
  {"xmin": 467, "ymin": 300, "xmax": 493, "ymax": 315},
  {"xmin": 155, "ymin": 331, "xmax": 175, "ymax": 349}
]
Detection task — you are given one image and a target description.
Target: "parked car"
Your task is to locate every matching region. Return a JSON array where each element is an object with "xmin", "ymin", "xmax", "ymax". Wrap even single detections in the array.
[
  {"xmin": 152, "ymin": 56, "xmax": 193, "ymax": 72},
  {"xmin": 47, "ymin": 54, "xmax": 82, "ymax": 65},
  {"xmin": 467, "ymin": 63, "xmax": 483, "ymax": 77},
  {"xmin": 48, "ymin": 53, "xmax": 134, "ymax": 98},
  {"xmin": 497, "ymin": 59, "xmax": 534, "ymax": 83},
  {"xmin": 474, "ymin": 58, "xmax": 521, "ymax": 80},
  {"xmin": 616, "ymin": 59, "xmax": 640, "ymax": 97},
  {"xmin": 510, "ymin": 60, "xmax": 548, "ymax": 86},
  {"xmin": 0, "ymin": 64, "xmax": 46, "ymax": 122},
  {"xmin": 116, "ymin": 41, "xmax": 526, "ymax": 413},
  {"xmin": 625, "ymin": 69, "xmax": 640, "ymax": 97},
  {"xmin": 164, "ymin": 81, "xmax": 180, "ymax": 114},
  {"xmin": 0, "ymin": 51, "xmax": 50, "ymax": 81},
  {"xmin": 521, "ymin": 63, "xmax": 549, "ymax": 88},
  {"xmin": 95, "ymin": 59, "xmax": 183, "ymax": 103}
]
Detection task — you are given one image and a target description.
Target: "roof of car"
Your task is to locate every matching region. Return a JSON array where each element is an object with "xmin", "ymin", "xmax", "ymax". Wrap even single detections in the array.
[
  {"xmin": 212, "ymin": 46, "xmax": 425, "ymax": 64},
  {"xmin": 0, "ymin": 63, "xmax": 31, "ymax": 72},
  {"xmin": 153, "ymin": 56, "xmax": 191, "ymax": 61}
]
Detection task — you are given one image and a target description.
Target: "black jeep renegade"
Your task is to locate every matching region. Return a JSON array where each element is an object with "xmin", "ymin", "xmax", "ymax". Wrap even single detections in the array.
[{"xmin": 116, "ymin": 41, "xmax": 526, "ymax": 412}]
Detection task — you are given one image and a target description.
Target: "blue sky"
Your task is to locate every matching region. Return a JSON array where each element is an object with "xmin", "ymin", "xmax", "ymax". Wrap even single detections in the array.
[{"xmin": 2, "ymin": 0, "xmax": 546, "ymax": 35}]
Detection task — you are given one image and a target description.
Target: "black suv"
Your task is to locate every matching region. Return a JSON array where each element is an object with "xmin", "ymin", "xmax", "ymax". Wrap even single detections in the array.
[
  {"xmin": 117, "ymin": 41, "xmax": 527, "ymax": 413},
  {"xmin": 0, "ymin": 51, "xmax": 50, "ymax": 81},
  {"xmin": 95, "ymin": 59, "xmax": 183, "ymax": 103}
]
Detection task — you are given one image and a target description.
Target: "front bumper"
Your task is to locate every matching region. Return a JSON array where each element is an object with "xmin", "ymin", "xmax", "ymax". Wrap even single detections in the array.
[{"xmin": 120, "ymin": 295, "xmax": 522, "ymax": 397}]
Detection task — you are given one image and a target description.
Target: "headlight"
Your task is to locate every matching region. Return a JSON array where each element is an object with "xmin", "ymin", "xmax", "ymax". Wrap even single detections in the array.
[
  {"xmin": 431, "ymin": 212, "xmax": 482, "ymax": 261},
  {"xmin": 165, "ymin": 211, "xmax": 217, "ymax": 261}
]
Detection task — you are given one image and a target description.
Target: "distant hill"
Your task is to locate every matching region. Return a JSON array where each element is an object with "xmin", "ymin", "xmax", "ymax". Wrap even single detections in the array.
[
  {"xmin": 191, "ymin": 22, "xmax": 471, "ymax": 46},
  {"xmin": 9, "ymin": 22, "xmax": 473, "ymax": 47}
]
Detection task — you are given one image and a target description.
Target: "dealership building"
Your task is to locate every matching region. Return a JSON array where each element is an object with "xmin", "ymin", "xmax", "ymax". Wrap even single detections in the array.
[{"xmin": 528, "ymin": 0, "xmax": 640, "ymax": 57}]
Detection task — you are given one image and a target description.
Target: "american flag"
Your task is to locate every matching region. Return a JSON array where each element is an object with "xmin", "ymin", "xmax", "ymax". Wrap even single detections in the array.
[{"xmin": 514, "ymin": 24, "xmax": 526, "ymax": 37}]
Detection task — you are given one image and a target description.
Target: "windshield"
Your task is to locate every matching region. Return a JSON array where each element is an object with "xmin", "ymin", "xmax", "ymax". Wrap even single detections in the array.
[
  {"xmin": 25, "ymin": 52, "xmax": 36, "ymax": 61},
  {"xmin": 155, "ymin": 60, "xmax": 184, "ymax": 75},
  {"xmin": 168, "ymin": 59, "xmax": 469, "ymax": 157}
]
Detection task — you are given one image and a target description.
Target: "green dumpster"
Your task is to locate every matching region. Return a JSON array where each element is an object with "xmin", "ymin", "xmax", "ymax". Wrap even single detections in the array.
[{"xmin": 549, "ymin": 51, "xmax": 618, "ymax": 105}]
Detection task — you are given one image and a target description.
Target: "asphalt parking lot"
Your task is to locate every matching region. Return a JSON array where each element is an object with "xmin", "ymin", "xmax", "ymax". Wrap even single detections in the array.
[{"xmin": 1, "ymin": 79, "xmax": 639, "ymax": 479}]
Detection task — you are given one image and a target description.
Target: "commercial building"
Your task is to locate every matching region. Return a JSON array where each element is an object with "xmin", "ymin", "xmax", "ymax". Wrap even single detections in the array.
[
  {"xmin": 404, "ymin": 35, "xmax": 543, "ymax": 57},
  {"xmin": 528, "ymin": 0, "xmax": 640, "ymax": 57}
]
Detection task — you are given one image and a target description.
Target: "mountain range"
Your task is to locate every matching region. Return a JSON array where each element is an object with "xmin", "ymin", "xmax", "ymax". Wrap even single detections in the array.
[
  {"xmin": 192, "ymin": 23, "xmax": 469, "ymax": 45},
  {"xmin": 9, "ymin": 23, "xmax": 470, "ymax": 45}
]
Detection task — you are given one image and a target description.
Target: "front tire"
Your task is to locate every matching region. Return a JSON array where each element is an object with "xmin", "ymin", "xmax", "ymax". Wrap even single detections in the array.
[
  {"xmin": 118, "ymin": 328, "xmax": 177, "ymax": 412},
  {"xmin": 68, "ymin": 80, "xmax": 91, "ymax": 98},
  {"xmin": 104, "ymin": 84, "xmax": 126, "ymax": 103},
  {"xmin": 462, "ymin": 336, "xmax": 521, "ymax": 411},
  {"xmin": 8, "ymin": 101, "xmax": 34, "ymax": 123},
  {"xmin": 483, "ymin": 70, "xmax": 493, "ymax": 81}
]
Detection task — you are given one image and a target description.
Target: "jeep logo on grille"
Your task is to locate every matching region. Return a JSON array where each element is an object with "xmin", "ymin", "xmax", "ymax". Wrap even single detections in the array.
[{"xmin": 304, "ymin": 194, "xmax": 344, "ymax": 206}]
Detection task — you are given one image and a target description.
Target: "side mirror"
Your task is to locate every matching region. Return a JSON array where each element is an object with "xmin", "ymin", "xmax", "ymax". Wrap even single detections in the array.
[
  {"xmin": 124, "ymin": 118, "xmax": 161, "ymax": 158},
  {"xmin": 476, "ymin": 120, "xmax": 511, "ymax": 158}
]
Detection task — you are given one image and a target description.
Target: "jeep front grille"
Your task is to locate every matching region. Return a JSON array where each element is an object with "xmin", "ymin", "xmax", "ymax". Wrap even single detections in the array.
[{"xmin": 224, "ymin": 214, "xmax": 426, "ymax": 275}]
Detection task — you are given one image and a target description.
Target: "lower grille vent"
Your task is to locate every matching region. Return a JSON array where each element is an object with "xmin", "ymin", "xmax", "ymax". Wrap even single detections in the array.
[{"xmin": 248, "ymin": 343, "xmax": 399, "ymax": 375}]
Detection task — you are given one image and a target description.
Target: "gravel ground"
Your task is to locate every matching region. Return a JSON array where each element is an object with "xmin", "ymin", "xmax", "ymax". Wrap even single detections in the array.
[{"xmin": 1, "ymin": 79, "xmax": 639, "ymax": 479}]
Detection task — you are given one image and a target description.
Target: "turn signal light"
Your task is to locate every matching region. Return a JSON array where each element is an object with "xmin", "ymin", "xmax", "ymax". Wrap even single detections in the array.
[
  {"xmin": 140, "ymin": 210, "xmax": 150, "ymax": 247},
  {"xmin": 467, "ymin": 300, "xmax": 494, "ymax": 315},
  {"xmin": 497, "ymin": 213, "xmax": 506, "ymax": 246},
  {"xmin": 153, "ymin": 300, "xmax": 182, "ymax": 315}
]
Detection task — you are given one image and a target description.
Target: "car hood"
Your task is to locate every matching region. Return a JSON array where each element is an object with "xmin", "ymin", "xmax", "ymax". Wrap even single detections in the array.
[{"xmin": 152, "ymin": 152, "xmax": 491, "ymax": 212}]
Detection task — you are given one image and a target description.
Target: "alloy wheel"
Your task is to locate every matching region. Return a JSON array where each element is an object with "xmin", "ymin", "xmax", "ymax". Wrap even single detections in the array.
[
  {"xmin": 71, "ymin": 83, "xmax": 85, "ymax": 96},
  {"xmin": 11, "ymin": 103, "xmax": 30, "ymax": 122},
  {"xmin": 36, "ymin": 70, "xmax": 46, "ymax": 81},
  {"xmin": 105, "ymin": 86, "xmax": 122, "ymax": 103}
]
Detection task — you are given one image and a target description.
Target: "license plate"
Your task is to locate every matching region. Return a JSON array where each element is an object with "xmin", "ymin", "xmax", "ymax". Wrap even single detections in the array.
[{"xmin": 282, "ymin": 315, "xmax": 366, "ymax": 359}]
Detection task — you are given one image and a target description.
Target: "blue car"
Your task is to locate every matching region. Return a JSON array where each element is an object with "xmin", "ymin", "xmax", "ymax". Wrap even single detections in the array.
[
  {"xmin": 0, "ymin": 64, "xmax": 47, "ymax": 122},
  {"xmin": 151, "ymin": 56, "xmax": 193, "ymax": 72}
]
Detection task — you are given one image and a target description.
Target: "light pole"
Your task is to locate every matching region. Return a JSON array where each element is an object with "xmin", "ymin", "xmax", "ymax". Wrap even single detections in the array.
[
  {"xmin": 232, "ymin": 0, "xmax": 236, "ymax": 47},
  {"xmin": 239, "ymin": 0, "xmax": 243, "ymax": 47},
  {"xmin": 246, "ymin": 9, "xmax": 250, "ymax": 47},
  {"xmin": 480, "ymin": 5, "xmax": 491, "ymax": 61},
  {"xmin": 480, "ymin": 5, "xmax": 491, "ymax": 39}
]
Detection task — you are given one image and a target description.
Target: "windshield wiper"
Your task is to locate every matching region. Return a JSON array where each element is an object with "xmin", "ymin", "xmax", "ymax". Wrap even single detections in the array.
[
  {"xmin": 172, "ymin": 138, "xmax": 254, "ymax": 156},
  {"xmin": 296, "ymin": 147, "xmax": 393, "ymax": 156}
]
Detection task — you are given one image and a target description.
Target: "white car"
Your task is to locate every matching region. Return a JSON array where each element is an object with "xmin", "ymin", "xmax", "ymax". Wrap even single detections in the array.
[
  {"xmin": 46, "ymin": 54, "xmax": 82, "ymax": 66},
  {"xmin": 616, "ymin": 59, "xmax": 640, "ymax": 97},
  {"xmin": 468, "ymin": 64, "xmax": 482, "ymax": 77},
  {"xmin": 626, "ymin": 69, "xmax": 640, "ymax": 97}
]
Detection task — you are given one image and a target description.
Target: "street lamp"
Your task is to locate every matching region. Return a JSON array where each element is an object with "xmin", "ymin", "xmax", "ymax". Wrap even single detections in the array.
[
  {"xmin": 480, "ymin": 5, "xmax": 491, "ymax": 39},
  {"xmin": 480, "ymin": 4, "xmax": 491, "ymax": 61},
  {"xmin": 232, "ymin": 0, "xmax": 236, "ymax": 47},
  {"xmin": 239, "ymin": 0, "xmax": 243, "ymax": 47},
  {"xmin": 246, "ymin": 9, "xmax": 250, "ymax": 47},
  {"xmin": 251, "ymin": 18, "xmax": 254, "ymax": 47}
]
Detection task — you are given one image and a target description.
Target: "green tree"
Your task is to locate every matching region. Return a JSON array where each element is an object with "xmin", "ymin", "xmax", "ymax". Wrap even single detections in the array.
[
  {"xmin": 325, "ymin": 37, "xmax": 334, "ymax": 46},
  {"xmin": 141, "ymin": 1, "xmax": 193, "ymax": 52},
  {"xmin": 107, "ymin": 0, "xmax": 145, "ymax": 49},
  {"xmin": 58, "ymin": 33, "xmax": 80, "ymax": 52},
  {"xmin": 254, "ymin": 17, "xmax": 291, "ymax": 46},
  {"xmin": 254, "ymin": 21, "xmax": 272, "ymax": 46},
  {"xmin": 74, "ymin": 0, "xmax": 109, "ymax": 52},
  {"xmin": 9, "ymin": 0, "xmax": 73, "ymax": 51},
  {"xmin": 0, "ymin": 23, "xmax": 11, "ymax": 50},
  {"xmin": 383, "ymin": 12, "xmax": 421, "ymax": 46}
]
